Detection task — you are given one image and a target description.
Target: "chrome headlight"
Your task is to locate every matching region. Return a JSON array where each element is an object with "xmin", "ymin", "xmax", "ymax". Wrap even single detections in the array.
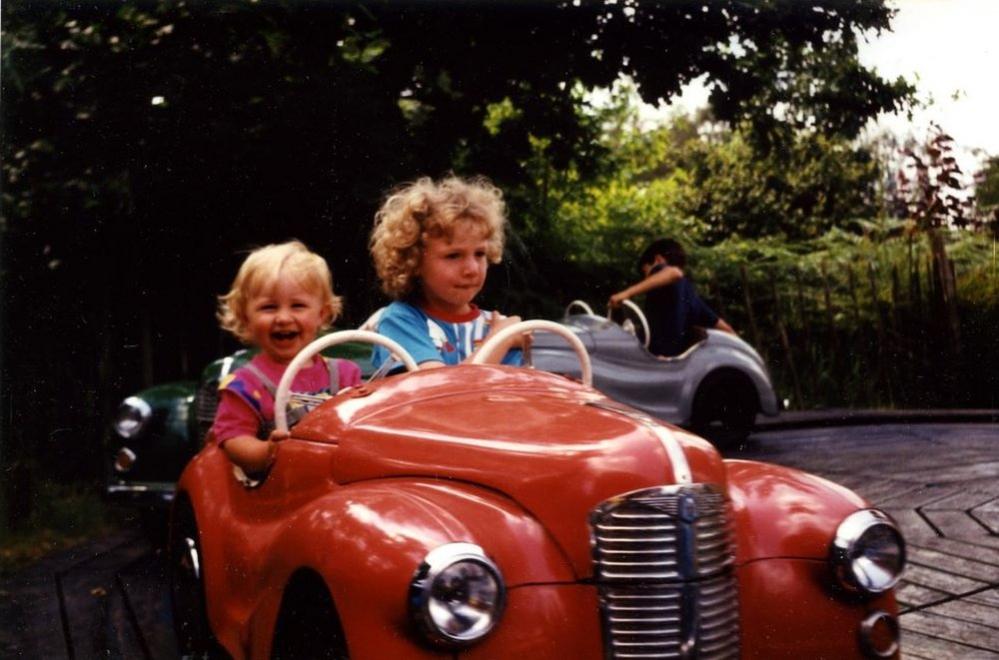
[
  {"xmin": 113, "ymin": 396, "xmax": 152, "ymax": 439},
  {"xmin": 409, "ymin": 542, "xmax": 505, "ymax": 647},
  {"xmin": 830, "ymin": 509, "xmax": 906, "ymax": 595}
]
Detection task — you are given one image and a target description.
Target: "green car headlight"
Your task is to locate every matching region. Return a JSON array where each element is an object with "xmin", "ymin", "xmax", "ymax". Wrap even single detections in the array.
[
  {"xmin": 830, "ymin": 509, "xmax": 906, "ymax": 595},
  {"xmin": 114, "ymin": 396, "xmax": 152, "ymax": 439},
  {"xmin": 409, "ymin": 542, "xmax": 505, "ymax": 647}
]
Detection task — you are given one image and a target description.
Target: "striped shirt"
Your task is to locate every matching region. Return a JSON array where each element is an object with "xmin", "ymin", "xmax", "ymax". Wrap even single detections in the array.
[{"xmin": 371, "ymin": 301, "xmax": 522, "ymax": 368}]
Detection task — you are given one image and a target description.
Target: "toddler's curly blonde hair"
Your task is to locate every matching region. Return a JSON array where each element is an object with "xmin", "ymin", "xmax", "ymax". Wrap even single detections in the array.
[
  {"xmin": 369, "ymin": 176, "xmax": 507, "ymax": 299},
  {"xmin": 217, "ymin": 240, "xmax": 342, "ymax": 344}
]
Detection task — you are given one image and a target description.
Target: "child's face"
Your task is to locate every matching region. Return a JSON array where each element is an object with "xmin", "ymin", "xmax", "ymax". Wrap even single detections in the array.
[
  {"xmin": 245, "ymin": 276, "xmax": 329, "ymax": 364},
  {"xmin": 418, "ymin": 221, "xmax": 489, "ymax": 315}
]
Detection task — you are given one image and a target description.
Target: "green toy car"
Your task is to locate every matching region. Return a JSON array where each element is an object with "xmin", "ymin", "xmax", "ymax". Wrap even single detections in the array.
[{"xmin": 106, "ymin": 342, "xmax": 375, "ymax": 510}]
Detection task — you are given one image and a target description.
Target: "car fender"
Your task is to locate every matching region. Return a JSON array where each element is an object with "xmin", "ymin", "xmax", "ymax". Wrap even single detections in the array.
[
  {"xmin": 177, "ymin": 447, "xmax": 576, "ymax": 658},
  {"xmin": 679, "ymin": 342, "xmax": 779, "ymax": 422},
  {"xmin": 254, "ymin": 478, "xmax": 576, "ymax": 656},
  {"xmin": 724, "ymin": 459, "xmax": 900, "ymax": 658},
  {"xmin": 724, "ymin": 458, "xmax": 868, "ymax": 563}
]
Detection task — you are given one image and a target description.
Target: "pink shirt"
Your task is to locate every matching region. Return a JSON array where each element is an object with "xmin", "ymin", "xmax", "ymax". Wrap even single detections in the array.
[{"xmin": 211, "ymin": 352, "xmax": 362, "ymax": 444}]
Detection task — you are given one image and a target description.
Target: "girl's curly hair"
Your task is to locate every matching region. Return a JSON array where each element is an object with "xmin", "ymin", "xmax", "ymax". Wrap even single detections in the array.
[{"xmin": 369, "ymin": 176, "xmax": 507, "ymax": 299}]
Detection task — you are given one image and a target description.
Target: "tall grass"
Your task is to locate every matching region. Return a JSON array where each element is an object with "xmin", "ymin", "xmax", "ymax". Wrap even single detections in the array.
[{"xmin": 693, "ymin": 227, "xmax": 998, "ymax": 409}]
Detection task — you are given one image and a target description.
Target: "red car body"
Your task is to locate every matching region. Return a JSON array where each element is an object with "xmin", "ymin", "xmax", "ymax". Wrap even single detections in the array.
[{"xmin": 173, "ymin": 364, "xmax": 900, "ymax": 659}]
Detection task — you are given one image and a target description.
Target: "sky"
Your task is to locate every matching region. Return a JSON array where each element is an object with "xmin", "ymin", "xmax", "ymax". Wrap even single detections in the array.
[
  {"xmin": 858, "ymin": 0, "xmax": 999, "ymax": 171},
  {"xmin": 645, "ymin": 0, "xmax": 998, "ymax": 177}
]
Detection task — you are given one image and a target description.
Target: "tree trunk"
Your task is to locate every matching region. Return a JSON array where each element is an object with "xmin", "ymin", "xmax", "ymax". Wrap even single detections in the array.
[{"xmin": 927, "ymin": 229, "xmax": 961, "ymax": 352}]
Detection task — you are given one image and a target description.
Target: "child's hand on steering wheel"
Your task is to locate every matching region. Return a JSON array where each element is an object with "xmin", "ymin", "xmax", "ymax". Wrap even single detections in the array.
[
  {"xmin": 263, "ymin": 429, "xmax": 291, "ymax": 469},
  {"xmin": 608, "ymin": 292, "xmax": 628, "ymax": 308},
  {"xmin": 486, "ymin": 312, "xmax": 532, "ymax": 352}
]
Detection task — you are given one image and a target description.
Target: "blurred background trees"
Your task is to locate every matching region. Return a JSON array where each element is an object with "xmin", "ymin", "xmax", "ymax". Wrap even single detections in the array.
[
  {"xmin": 974, "ymin": 156, "xmax": 999, "ymax": 228},
  {"xmin": 5, "ymin": 0, "xmax": 996, "ymax": 531}
]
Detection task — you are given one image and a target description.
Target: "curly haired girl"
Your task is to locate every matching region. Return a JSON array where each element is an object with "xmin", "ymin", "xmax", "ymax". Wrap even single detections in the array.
[{"xmin": 369, "ymin": 176, "xmax": 525, "ymax": 370}]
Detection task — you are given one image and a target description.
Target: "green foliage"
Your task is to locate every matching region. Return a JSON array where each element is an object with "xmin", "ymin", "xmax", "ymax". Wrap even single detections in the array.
[
  {"xmin": 594, "ymin": 1, "xmax": 914, "ymax": 144},
  {"xmin": 689, "ymin": 229, "xmax": 999, "ymax": 409},
  {"xmin": 529, "ymin": 106, "xmax": 885, "ymax": 288},
  {"xmin": 975, "ymin": 155, "xmax": 999, "ymax": 228},
  {"xmin": 1, "ymin": 1, "xmax": 914, "ymax": 324},
  {"xmin": 894, "ymin": 123, "xmax": 976, "ymax": 230},
  {"xmin": 707, "ymin": 29, "xmax": 913, "ymax": 151}
]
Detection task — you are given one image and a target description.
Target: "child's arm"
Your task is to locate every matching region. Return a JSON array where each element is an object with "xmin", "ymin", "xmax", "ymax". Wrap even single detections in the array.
[
  {"xmin": 221, "ymin": 434, "xmax": 278, "ymax": 474},
  {"xmin": 609, "ymin": 266, "xmax": 684, "ymax": 306},
  {"xmin": 714, "ymin": 318, "xmax": 736, "ymax": 334},
  {"xmin": 687, "ymin": 285, "xmax": 737, "ymax": 336},
  {"xmin": 213, "ymin": 387, "xmax": 281, "ymax": 474}
]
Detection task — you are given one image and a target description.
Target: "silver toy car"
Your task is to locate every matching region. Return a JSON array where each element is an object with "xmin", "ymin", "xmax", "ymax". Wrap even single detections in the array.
[{"xmin": 530, "ymin": 300, "xmax": 779, "ymax": 447}]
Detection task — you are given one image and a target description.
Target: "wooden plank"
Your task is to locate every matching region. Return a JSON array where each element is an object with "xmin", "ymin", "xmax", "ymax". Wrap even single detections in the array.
[
  {"xmin": 895, "ymin": 581, "xmax": 952, "ymax": 609},
  {"xmin": 57, "ymin": 536, "xmax": 152, "ymax": 660},
  {"xmin": 923, "ymin": 511, "xmax": 999, "ymax": 543},
  {"xmin": 877, "ymin": 485, "xmax": 983, "ymax": 509},
  {"xmin": 0, "ymin": 529, "xmax": 143, "ymax": 659},
  {"xmin": 877, "ymin": 485, "xmax": 950, "ymax": 507},
  {"xmin": 918, "ymin": 537, "xmax": 999, "ymax": 561},
  {"xmin": 103, "ymin": 576, "xmax": 146, "ymax": 659},
  {"xmin": 905, "ymin": 460, "xmax": 999, "ymax": 484},
  {"xmin": 0, "ymin": 568, "xmax": 68, "ymax": 659},
  {"xmin": 115, "ymin": 553, "xmax": 178, "ymax": 659},
  {"xmin": 881, "ymin": 509, "xmax": 944, "ymax": 545},
  {"xmin": 923, "ymin": 490, "xmax": 998, "ymax": 510},
  {"xmin": 907, "ymin": 546, "xmax": 999, "ymax": 581},
  {"xmin": 902, "ymin": 610, "xmax": 999, "ymax": 652},
  {"xmin": 971, "ymin": 508, "xmax": 999, "ymax": 534},
  {"xmin": 900, "ymin": 629, "xmax": 999, "ymax": 660},
  {"xmin": 900, "ymin": 564, "xmax": 988, "ymax": 596},
  {"xmin": 848, "ymin": 479, "xmax": 926, "ymax": 505},
  {"xmin": 967, "ymin": 588, "xmax": 999, "ymax": 608},
  {"xmin": 931, "ymin": 598, "xmax": 999, "ymax": 629}
]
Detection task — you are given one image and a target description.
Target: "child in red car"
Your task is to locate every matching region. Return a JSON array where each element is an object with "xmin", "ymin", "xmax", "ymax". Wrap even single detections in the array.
[
  {"xmin": 212, "ymin": 240, "xmax": 361, "ymax": 475},
  {"xmin": 368, "ymin": 176, "xmax": 526, "ymax": 370}
]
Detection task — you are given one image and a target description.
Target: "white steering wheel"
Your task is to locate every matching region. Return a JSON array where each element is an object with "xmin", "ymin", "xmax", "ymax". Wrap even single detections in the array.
[
  {"xmin": 274, "ymin": 330, "xmax": 418, "ymax": 433},
  {"xmin": 564, "ymin": 299, "xmax": 595, "ymax": 316},
  {"xmin": 608, "ymin": 299, "xmax": 650, "ymax": 349},
  {"xmin": 471, "ymin": 320, "xmax": 592, "ymax": 387}
]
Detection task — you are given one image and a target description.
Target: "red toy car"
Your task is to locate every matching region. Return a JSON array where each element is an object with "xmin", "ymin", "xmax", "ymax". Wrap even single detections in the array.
[{"xmin": 170, "ymin": 322, "xmax": 904, "ymax": 659}]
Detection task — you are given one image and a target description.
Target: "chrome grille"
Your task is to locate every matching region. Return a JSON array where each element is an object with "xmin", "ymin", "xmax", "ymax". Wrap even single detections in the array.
[{"xmin": 591, "ymin": 484, "xmax": 739, "ymax": 659}]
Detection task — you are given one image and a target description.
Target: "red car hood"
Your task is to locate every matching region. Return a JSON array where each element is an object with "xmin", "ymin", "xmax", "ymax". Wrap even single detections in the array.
[{"xmin": 293, "ymin": 365, "xmax": 726, "ymax": 578}]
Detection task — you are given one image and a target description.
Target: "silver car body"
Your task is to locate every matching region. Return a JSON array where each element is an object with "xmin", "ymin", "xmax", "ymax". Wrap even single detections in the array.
[{"xmin": 531, "ymin": 312, "xmax": 779, "ymax": 426}]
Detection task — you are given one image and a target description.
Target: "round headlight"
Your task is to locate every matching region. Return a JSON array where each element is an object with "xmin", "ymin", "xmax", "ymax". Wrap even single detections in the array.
[
  {"xmin": 830, "ymin": 509, "xmax": 906, "ymax": 595},
  {"xmin": 114, "ymin": 396, "xmax": 152, "ymax": 439},
  {"xmin": 409, "ymin": 542, "xmax": 505, "ymax": 647}
]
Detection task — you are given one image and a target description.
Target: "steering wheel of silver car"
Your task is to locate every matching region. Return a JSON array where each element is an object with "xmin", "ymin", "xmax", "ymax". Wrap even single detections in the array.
[
  {"xmin": 608, "ymin": 299, "xmax": 650, "ymax": 349},
  {"xmin": 564, "ymin": 299, "xmax": 595, "ymax": 317},
  {"xmin": 274, "ymin": 330, "xmax": 419, "ymax": 433},
  {"xmin": 471, "ymin": 319, "xmax": 592, "ymax": 387}
]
